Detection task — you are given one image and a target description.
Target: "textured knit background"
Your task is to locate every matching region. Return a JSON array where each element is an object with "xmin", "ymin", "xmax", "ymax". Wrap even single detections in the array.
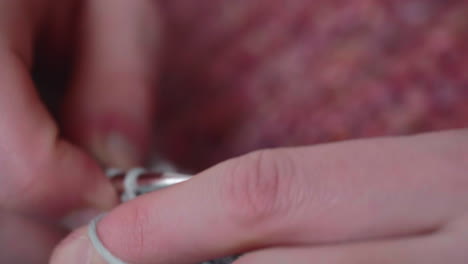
[{"xmin": 153, "ymin": 0, "xmax": 468, "ymax": 171}]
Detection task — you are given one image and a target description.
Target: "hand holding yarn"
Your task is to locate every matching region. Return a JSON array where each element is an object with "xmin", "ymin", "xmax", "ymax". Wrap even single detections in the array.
[{"xmin": 52, "ymin": 130, "xmax": 468, "ymax": 264}]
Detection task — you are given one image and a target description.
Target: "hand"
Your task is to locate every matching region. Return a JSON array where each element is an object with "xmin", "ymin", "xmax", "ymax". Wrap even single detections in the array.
[
  {"xmin": 0, "ymin": 210, "xmax": 64, "ymax": 263},
  {"xmin": 0, "ymin": 0, "xmax": 160, "ymax": 262},
  {"xmin": 51, "ymin": 129, "xmax": 468, "ymax": 264}
]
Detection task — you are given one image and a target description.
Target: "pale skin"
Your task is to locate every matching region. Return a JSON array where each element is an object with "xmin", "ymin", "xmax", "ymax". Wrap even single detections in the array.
[{"xmin": 0, "ymin": 1, "xmax": 466, "ymax": 263}]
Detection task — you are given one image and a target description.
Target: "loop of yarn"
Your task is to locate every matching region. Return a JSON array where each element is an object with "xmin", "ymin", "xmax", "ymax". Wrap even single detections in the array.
[
  {"xmin": 89, "ymin": 167, "xmax": 237, "ymax": 264},
  {"xmin": 122, "ymin": 168, "xmax": 147, "ymax": 202},
  {"xmin": 88, "ymin": 215, "xmax": 127, "ymax": 264}
]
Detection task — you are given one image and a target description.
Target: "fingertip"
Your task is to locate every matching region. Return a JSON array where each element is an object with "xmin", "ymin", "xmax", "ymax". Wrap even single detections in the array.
[
  {"xmin": 88, "ymin": 130, "xmax": 143, "ymax": 170},
  {"xmin": 72, "ymin": 149, "xmax": 120, "ymax": 211},
  {"xmin": 60, "ymin": 0, "xmax": 162, "ymax": 170},
  {"xmin": 62, "ymin": 76, "xmax": 155, "ymax": 170},
  {"xmin": 62, "ymin": 100, "xmax": 152, "ymax": 169},
  {"xmin": 37, "ymin": 140, "xmax": 119, "ymax": 219},
  {"xmin": 51, "ymin": 227, "xmax": 107, "ymax": 264},
  {"xmin": 83, "ymin": 177, "xmax": 119, "ymax": 213}
]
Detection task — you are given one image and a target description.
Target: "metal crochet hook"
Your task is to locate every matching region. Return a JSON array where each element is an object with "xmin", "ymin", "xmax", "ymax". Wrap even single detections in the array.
[{"xmin": 107, "ymin": 168, "xmax": 193, "ymax": 202}]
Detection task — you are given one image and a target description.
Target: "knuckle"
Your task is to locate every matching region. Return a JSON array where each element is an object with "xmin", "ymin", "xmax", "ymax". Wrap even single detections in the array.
[{"xmin": 220, "ymin": 149, "xmax": 301, "ymax": 227}]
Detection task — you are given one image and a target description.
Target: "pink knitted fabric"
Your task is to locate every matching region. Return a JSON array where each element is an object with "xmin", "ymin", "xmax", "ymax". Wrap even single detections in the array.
[{"xmin": 153, "ymin": 0, "xmax": 468, "ymax": 170}]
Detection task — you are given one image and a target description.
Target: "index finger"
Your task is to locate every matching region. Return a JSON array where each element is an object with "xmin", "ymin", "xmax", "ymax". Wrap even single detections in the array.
[{"xmin": 50, "ymin": 131, "xmax": 468, "ymax": 264}]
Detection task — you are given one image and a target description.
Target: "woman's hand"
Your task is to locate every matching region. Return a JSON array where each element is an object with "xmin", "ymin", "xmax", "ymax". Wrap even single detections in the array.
[
  {"xmin": 0, "ymin": 0, "xmax": 161, "ymax": 262},
  {"xmin": 0, "ymin": 210, "xmax": 65, "ymax": 263},
  {"xmin": 51, "ymin": 129, "xmax": 468, "ymax": 264}
]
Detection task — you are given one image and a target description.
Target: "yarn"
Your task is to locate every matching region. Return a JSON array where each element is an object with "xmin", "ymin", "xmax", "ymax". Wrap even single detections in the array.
[
  {"xmin": 88, "ymin": 215, "xmax": 126, "ymax": 264},
  {"xmin": 88, "ymin": 168, "xmax": 237, "ymax": 264}
]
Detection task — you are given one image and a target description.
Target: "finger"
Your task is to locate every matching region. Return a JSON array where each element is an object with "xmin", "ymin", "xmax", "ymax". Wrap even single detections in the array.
[
  {"xmin": 0, "ymin": 210, "xmax": 65, "ymax": 264},
  {"xmin": 51, "ymin": 130, "xmax": 468, "ymax": 264},
  {"xmin": 0, "ymin": 1, "xmax": 117, "ymax": 219},
  {"xmin": 63, "ymin": 0, "xmax": 163, "ymax": 169},
  {"xmin": 234, "ymin": 224, "xmax": 468, "ymax": 264}
]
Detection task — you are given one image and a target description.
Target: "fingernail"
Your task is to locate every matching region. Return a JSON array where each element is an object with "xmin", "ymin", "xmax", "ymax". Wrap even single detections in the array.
[
  {"xmin": 62, "ymin": 208, "xmax": 104, "ymax": 230},
  {"xmin": 91, "ymin": 131, "xmax": 140, "ymax": 169}
]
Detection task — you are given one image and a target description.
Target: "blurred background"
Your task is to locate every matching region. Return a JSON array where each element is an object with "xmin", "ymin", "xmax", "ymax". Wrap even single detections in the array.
[{"xmin": 37, "ymin": 0, "xmax": 468, "ymax": 171}]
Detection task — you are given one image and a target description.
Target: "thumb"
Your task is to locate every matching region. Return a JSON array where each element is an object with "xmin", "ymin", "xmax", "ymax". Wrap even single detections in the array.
[
  {"xmin": 0, "ymin": 0, "xmax": 117, "ymax": 220},
  {"xmin": 63, "ymin": 0, "xmax": 163, "ymax": 169},
  {"xmin": 0, "ymin": 50, "xmax": 117, "ymax": 220}
]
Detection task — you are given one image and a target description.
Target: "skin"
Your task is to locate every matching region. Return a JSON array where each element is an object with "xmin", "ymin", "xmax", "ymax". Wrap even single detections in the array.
[
  {"xmin": 0, "ymin": 0, "xmax": 159, "ymax": 262},
  {"xmin": 0, "ymin": 0, "xmax": 466, "ymax": 263},
  {"xmin": 50, "ymin": 130, "xmax": 468, "ymax": 264}
]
